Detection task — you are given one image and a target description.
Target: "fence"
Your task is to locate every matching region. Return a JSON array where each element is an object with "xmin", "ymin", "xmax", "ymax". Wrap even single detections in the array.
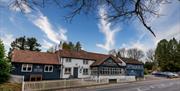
[
  {"xmin": 97, "ymin": 75, "xmax": 136, "ymax": 83},
  {"xmin": 8, "ymin": 75, "xmax": 24, "ymax": 83},
  {"xmin": 24, "ymin": 78, "xmax": 108, "ymax": 91},
  {"xmin": 117, "ymin": 76, "xmax": 136, "ymax": 82},
  {"xmin": 6, "ymin": 75, "xmax": 24, "ymax": 91},
  {"xmin": 23, "ymin": 76, "xmax": 135, "ymax": 91}
]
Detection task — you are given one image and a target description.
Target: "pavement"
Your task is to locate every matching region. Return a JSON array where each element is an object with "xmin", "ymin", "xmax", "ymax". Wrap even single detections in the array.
[{"xmin": 57, "ymin": 77, "xmax": 180, "ymax": 91}]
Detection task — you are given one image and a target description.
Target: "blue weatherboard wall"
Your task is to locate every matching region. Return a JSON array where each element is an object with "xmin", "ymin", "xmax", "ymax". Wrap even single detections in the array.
[
  {"xmin": 126, "ymin": 64, "xmax": 144, "ymax": 77},
  {"xmin": 11, "ymin": 63, "xmax": 61, "ymax": 81}
]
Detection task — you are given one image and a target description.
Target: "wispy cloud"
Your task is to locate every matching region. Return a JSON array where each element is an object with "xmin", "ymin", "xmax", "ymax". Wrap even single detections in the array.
[
  {"xmin": 0, "ymin": 30, "xmax": 14, "ymax": 51},
  {"xmin": 41, "ymin": 39, "xmax": 54, "ymax": 50},
  {"xmin": 155, "ymin": 23, "xmax": 180, "ymax": 44},
  {"xmin": 9, "ymin": 4, "xmax": 68, "ymax": 50},
  {"xmin": 0, "ymin": 0, "xmax": 11, "ymax": 7},
  {"xmin": 30, "ymin": 11, "xmax": 68, "ymax": 44},
  {"xmin": 120, "ymin": 33, "xmax": 149, "ymax": 52},
  {"xmin": 120, "ymin": 0, "xmax": 180, "ymax": 52},
  {"xmin": 96, "ymin": 6, "xmax": 120, "ymax": 51}
]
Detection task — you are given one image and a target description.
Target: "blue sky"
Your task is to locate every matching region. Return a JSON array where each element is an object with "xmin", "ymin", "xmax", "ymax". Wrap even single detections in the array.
[{"xmin": 0, "ymin": 0, "xmax": 179, "ymax": 54}]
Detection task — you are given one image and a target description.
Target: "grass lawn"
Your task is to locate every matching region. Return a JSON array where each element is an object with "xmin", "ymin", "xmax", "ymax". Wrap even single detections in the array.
[{"xmin": 0, "ymin": 83, "xmax": 21, "ymax": 91}]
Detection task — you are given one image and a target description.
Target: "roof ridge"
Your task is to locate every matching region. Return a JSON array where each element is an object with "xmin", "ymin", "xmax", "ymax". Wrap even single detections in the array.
[
  {"xmin": 14, "ymin": 49, "xmax": 55, "ymax": 54},
  {"xmin": 86, "ymin": 51, "xmax": 109, "ymax": 56}
]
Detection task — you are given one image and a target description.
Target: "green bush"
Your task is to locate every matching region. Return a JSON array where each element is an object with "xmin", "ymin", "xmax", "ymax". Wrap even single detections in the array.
[
  {"xmin": 0, "ymin": 60, "xmax": 11, "ymax": 84},
  {"xmin": 144, "ymin": 69, "xmax": 149, "ymax": 75},
  {"xmin": 0, "ymin": 39, "xmax": 11, "ymax": 84}
]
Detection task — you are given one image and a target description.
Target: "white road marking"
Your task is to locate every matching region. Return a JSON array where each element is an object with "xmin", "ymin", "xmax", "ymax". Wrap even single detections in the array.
[
  {"xmin": 150, "ymin": 85, "xmax": 154, "ymax": 88},
  {"xmin": 137, "ymin": 88, "xmax": 142, "ymax": 91}
]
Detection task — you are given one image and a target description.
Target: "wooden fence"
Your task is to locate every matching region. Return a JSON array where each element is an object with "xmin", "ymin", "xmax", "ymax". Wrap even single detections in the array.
[
  {"xmin": 24, "ymin": 78, "xmax": 108, "ymax": 91},
  {"xmin": 8, "ymin": 75, "xmax": 24, "ymax": 83},
  {"xmin": 23, "ymin": 76, "xmax": 136, "ymax": 91}
]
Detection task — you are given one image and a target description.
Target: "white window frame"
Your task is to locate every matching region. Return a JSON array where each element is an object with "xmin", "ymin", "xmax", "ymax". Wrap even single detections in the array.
[
  {"xmin": 44, "ymin": 65, "xmax": 53, "ymax": 72},
  {"xmin": 83, "ymin": 68, "xmax": 89, "ymax": 75},
  {"xmin": 65, "ymin": 67, "xmax": 71, "ymax": 74},
  {"xmin": 65, "ymin": 58, "xmax": 71, "ymax": 63},
  {"xmin": 21, "ymin": 64, "xmax": 32, "ymax": 72},
  {"xmin": 83, "ymin": 60, "xmax": 88, "ymax": 65},
  {"xmin": 91, "ymin": 67, "xmax": 97, "ymax": 75}
]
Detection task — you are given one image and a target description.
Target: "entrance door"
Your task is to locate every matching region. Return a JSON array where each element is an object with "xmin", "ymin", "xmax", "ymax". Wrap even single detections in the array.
[
  {"xmin": 30, "ymin": 75, "xmax": 42, "ymax": 81},
  {"xmin": 73, "ymin": 67, "xmax": 78, "ymax": 78},
  {"xmin": 109, "ymin": 79, "xmax": 117, "ymax": 83}
]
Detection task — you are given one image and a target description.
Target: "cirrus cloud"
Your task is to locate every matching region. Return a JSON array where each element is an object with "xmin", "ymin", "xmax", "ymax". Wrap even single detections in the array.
[
  {"xmin": 96, "ymin": 6, "xmax": 120, "ymax": 51},
  {"xmin": 8, "ymin": 3, "xmax": 68, "ymax": 50}
]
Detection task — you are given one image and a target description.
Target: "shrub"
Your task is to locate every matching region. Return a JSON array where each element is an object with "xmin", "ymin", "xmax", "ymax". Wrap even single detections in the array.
[{"xmin": 0, "ymin": 59, "xmax": 11, "ymax": 84}]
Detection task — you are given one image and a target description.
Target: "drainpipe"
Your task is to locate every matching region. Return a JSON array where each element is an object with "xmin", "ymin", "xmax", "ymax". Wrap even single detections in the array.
[
  {"xmin": 61, "ymin": 59, "xmax": 64, "ymax": 79},
  {"xmin": 57, "ymin": 50, "xmax": 63, "ymax": 79},
  {"xmin": 22, "ymin": 76, "xmax": 24, "ymax": 91},
  {"xmin": 98, "ymin": 67, "xmax": 100, "ymax": 83}
]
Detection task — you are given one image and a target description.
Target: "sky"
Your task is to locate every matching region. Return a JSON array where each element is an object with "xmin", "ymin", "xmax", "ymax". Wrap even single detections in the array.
[{"xmin": 0, "ymin": 0, "xmax": 180, "ymax": 54}]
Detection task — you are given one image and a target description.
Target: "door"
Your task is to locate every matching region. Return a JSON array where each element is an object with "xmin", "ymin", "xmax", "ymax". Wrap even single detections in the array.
[
  {"xmin": 30, "ymin": 75, "xmax": 42, "ymax": 81},
  {"xmin": 109, "ymin": 79, "xmax": 117, "ymax": 83},
  {"xmin": 73, "ymin": 67, "xmax": 78, "ymax": 78}
]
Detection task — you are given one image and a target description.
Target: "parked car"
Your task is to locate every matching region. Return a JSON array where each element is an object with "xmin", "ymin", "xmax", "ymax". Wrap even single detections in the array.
[
  {"xmin": 164, "ymin": 72, "xmax": 178, "ymax": 78},
  {"xmin": 152, "ymin": 72, "xmax": 179, "ymax": 78},
  {"xmin": 152, "ymin": 72, "xmax": 165, "ymax": 77}
]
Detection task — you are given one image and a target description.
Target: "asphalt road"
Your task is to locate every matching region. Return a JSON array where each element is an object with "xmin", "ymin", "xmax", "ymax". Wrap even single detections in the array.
[{"xmin": 59, "ymin": 78, "xmax": 180, "ymax": 91}]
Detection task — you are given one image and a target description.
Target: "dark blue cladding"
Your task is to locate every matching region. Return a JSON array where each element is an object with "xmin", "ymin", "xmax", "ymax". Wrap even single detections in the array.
[
  {"xmin": 125, "ymin": 64, "xmax": 144, "ymax": 77},
  {"xmin": 11, "ymin": 62, "xmax": 61, "ymax": 81}
]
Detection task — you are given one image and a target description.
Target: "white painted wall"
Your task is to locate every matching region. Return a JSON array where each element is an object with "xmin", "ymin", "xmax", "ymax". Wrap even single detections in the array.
[
  {"xmin": 118, "ymin": 58, "xmax": 126, "ymax": 66},
  {"xmin": 90, "ymin": 75, "xmax": 136, "ymax": 83},
  {"xmin": 98, "ymin": 75, "xmax": 135, "ymax": 80},
  {"xmin": 60, "ymin": 58, "xmax": 95, "ymax": 78}
]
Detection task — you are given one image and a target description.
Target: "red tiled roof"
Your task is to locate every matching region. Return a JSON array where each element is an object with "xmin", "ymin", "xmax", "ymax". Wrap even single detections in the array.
[
  {"xmin": 56, "ymin": 49, "xmax": 108, "ymax": 60},
  {"xmin": 120, "ymin": 58, "xmax": 143, "ymax": 65},
  {"xmin": 12, "ymin": 49, "xmax": 60, "ymax": 65},
  {"xmin": 12, "ymin": 49, "xmax": 122, "ymax": 66},
  {"xmin": 56, "ymin": 50, "xmax": 122, "ymax": 66}
]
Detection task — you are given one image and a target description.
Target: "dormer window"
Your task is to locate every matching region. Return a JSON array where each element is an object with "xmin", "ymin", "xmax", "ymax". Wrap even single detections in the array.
[
  {"xmin": 66, "ymin": 58, "xmax": 71, "ymax": 63},
  {"xmin": 83, "ymin": 60, "xmax": 88, "ymax": 65}
]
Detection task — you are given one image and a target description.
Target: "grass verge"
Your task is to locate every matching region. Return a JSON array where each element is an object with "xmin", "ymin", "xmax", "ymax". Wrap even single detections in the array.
[{"xmin": 0, "ymin": 83, "xmax": 21, "ymax": 91}]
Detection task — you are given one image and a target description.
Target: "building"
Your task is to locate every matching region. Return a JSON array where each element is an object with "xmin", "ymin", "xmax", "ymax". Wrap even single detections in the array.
[
  {"xmin": 11, "ymin": 50, "xmax": 61, "ymax": 81},
  {"xmin": 121, "ymin": 58, "xmax": 144, "ymax": 78},
  {"xmin": 11, "ymin": 49, "xmax": 143, "ymax": 81},
  {"xmin": 57, "ymin": 50, "xmax": 96, "ymax": 79},
  {"xmin": 56, "ymin": 50, "xmax": 125, "ymax": 80}
]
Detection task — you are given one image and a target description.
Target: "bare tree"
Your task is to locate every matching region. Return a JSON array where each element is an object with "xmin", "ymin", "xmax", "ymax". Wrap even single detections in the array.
[
  {"xmin": 8, "ymin": 0, "xmax": 174, "ymax": 37},
  {"xmin": 146, "ymin": 49, "xmax": 155, "ymax": 62},
  {"xmin": 108, "ymin": 49, "xmax": 117, "ymax": 56},
  {"xmin": 117, "ymin": 48, "xmax": 126, "ymax": 58},
  {"xmin": 127, "ymin": 48, "xmax": 144, "ymax": 60}
]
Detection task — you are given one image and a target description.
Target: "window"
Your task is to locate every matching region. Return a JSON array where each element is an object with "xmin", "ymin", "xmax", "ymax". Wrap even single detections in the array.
[
  {"xmin": 99, "ymin": 67, "xmax": 121, "ymax": 75},
  {"xmin": 65, "ymin": 58, "xmax": 71, "ymax": 63},
  {"xmin": 65, "ymin": 68, "xmax": 71, "ymax": 74},
  {"xmin": 83, "ymin": 68, "xmax": 88, "ymax": 75},
  {"xmin": 44, "ymin": 65, "xmax": 53, "ymax": 72},
  {"xmin": 128, "ymin": 65, "xmax": 133, "ymax": 68},
  {"xmin": 83, "ymin": 60, "xmax": 88, "ymax": 65},
  {"xmin": 21, "ymin": 64, "xmax": 32, "ymax": 72},
  {"xmin": 91, "ymin": 67, "xmax": 98, "ymax": 75}
]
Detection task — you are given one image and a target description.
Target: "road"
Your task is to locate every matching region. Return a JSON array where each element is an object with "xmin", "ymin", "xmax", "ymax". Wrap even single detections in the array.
[{"xmin": 58, "ymin": 78, "xmax": 180, "ymax": 91}]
